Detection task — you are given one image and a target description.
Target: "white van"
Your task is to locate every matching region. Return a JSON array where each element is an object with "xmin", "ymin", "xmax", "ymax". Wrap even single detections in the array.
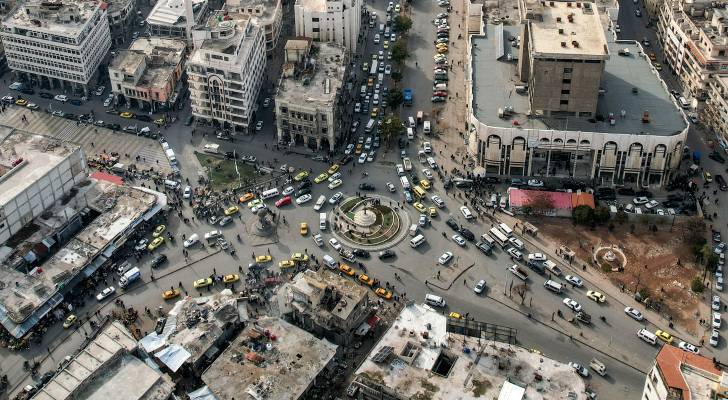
[
  {"xmin": 365, "ymin": 119, "xmax": 376, "ymax": 132},
  {"xmin": 499, "ymin": 223, "xmax": 513, "ymax": 237},
  {"xmin": 423, "ymin": 121, "xmax": 431, "ymax": 134},
  {"xmin": 319, "ymin": 212, "xmax": 327, "ymax": 230},
  {"xmin": 480, "ymin": 234, "xmax": 496, "ymax": 247},
  {"xmin": 637, "ymin": 329, "xmax": 657, "ymax": 345},
  {"xmin": 409, "ymin": 224, "xmax": 418, "ymax": 236},
  {"xmin": 679, "ymin": 96, "xmax": 690, "ymax": 109},
  {"xmin": 410, "ymin": 234, "xmax": 426, "ymax": 248},
  {"xmin": 408, "ymin": 116, "xmax": 416, "ymax": 128},
  {"xmin": 400, "ymin": 176, "xmax": 411, "ymax": 189},
  {"xmin": 407, "ymin": 127, "xmax": 414, "ymax": 139},
  {"xmin": 379, "ymin": 23, "xmax": 385, "ymax": 33},
  {"xmin": 396, "ymin": 164, "xmax": 405, "ymax": 176},
  {"xmin": 164, "ymin": 179, "xmax": 180, "ymax": 190},
  {"xmin": 360, "ymin": 85, "xmax": 367, "ymax": 97},
  {"xmin": 323, "ymin": 254, "xmax": 337, "ymax": 269},
  {"xmin": 425, "ymin": 294, "xmax": 446, "ymax": 307},
  {"xmin": 543, "ymin": 280, "xmax": 563, "ymax": 293},
  {"xmin": 260, "ymin": 188, "xmax": 280, "ymax": 199}
]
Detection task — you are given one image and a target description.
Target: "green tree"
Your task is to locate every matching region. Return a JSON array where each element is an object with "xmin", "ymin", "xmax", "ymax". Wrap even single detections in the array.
[
  {"xmin": 572, "ymin": 205, "xmax": 594, "ymax": 225},
  {"xmin": 393, "ymin": 15, "xmax": 413, "ymax": 33},
  {"xmin": 592, "ymin": 206, "xmax": 611, "ymax": 224},
  {"xmin": 391, "ymin": 70, "xmax": 403, "ymax": 83},
  {"xmin": 391, "ymin": 42, "xmax": 410, "ymax": 65},
  {"xmin": 386, "ymin": 90, "xmax": 404, "ymax": 110},
  {"xmin": 691, "ymin": 276, "xmax": 704, "ymax": 293},
  {"xmin": 380, "ymin": 116, "xmax": 404, "ymax": 147}
]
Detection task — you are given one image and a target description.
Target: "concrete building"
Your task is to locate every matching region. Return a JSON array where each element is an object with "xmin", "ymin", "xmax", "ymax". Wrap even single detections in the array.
[
  {"xmin": 0, "ymin": 0, "xmax": 111, "ymax": 94},
  {"xmin": 109, "ymin": 38, "xmax": 186, "ymax": 112},
  {"xmin": 642, "ymin": 345, "xmax": 726, "ymax": 400},
  {"xmin": 107, "ymin": 0, "xmax": 137, "ymax": 46},
  {"xmin": 294, "ymin": 0, "xmax": 362, "ymax": 52},
  {"xmin": 275, "ymin": 40, "xmax": 349, "ymax": 151},
  {"xmin": 705, "ymin": 76, "xmax": 728, "ymax": 142},
  {"xmin": 187, "ymin": 11, "xmax": 266, "ymax": 133},
  {"xmin": 279, "ymin": 269, "xmax": 370, "ymax": 345},
  {"xmin": 201, "ymin": 317, "xmax": 337, "ymax": 400},
  {"xmin": 146, "ymin": 0, "xmax": 209, "ymax": 41},
  {"xmin": 31, "ymin": 321, "xmax": 175, "ymax": 400},
  {"xmin": 227, "ymin": 0, "xmax": 283, "ymax": 53},
  {"xmin": 352, "ymin": 303, "xmax": 586, "ymax": 399},
  {"xmin": 466, "ymin": 0, "xmax": 688, "ymax": 187}
]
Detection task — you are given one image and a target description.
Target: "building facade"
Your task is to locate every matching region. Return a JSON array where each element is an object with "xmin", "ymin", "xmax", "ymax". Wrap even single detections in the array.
[
  {"xmin": 107, "ymin": 0, "xmax": 137, "ymax": 46},
  {"xmin": 294, "ymin": 0, "xmax": 362, "ymax": 52},
  {"xmin": 0, "ymin": 0, "xmax": 111, "ymax": 93},
  {"xmin": 705, "ymin": 75, "xmax": 728, "ymax": 141},
  {"xmin": 642, "ymin": 346, "xmax": 726, "ymax": 400},
  {"xmin": 188, "ymin": 12, "xmax": 266, "ymax": 133},
  {"xmin": 146, "ymin": 0, "xmax": 208, "ymax": 41},
  {"xmin": 275, "ymin": 40, "xmax": 348, "ymax": 151},
  {"xmin": 109, "ymin": 38, "xmax": 186, "ymax": 112},
  {"xmin": 227, "ymin": 0, "xmax": 283, "ymax": 53}
]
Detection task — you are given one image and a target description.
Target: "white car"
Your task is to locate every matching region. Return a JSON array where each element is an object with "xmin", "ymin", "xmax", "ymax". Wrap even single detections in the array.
[
  {"xmin": 624, "ymin": 306, "xmax": 644, "ymax": 321},
  {"xmin": 452, "ymin": 235, "xmax": 466, "ymax": 246},
  {"xmin": 438, "ymin": 251, "xmax": 453, "ymax": 265},
  {"xmin": 263, "ymin": 97, "xmax": 271, "ymax": 107},
  {"xmin": 507, "ymin": 247, "xmax": 523, "ymax": 260},
  {"xmin": 711, "ymin": 329, "xmax": 720, "ymax": 347},
  {"xmin": 329, "ymin": 238, "xmax": 342, "ymax": 251},
  {"xmin": 204, "ymin": 230, "xmax": 222, "ymax": 240},
  {"xmin": 460, "ymin": 205, "xmax": 473, "ymax": 219},
  {"xmin": 473, "ymin": 279, "xmax": 486, "ymax": 294},
  {"xmin": 296, "ymin": 194, "xmax": 312, "ymax": 204},
  {"xmin": 385, "ymin": 65, "xmax": 392, "ymax": 75},
  {"xmin": 431, "ymin": 195, "xmax": 445, "ymax": 208},
  {"xmin": 367, "ymin": 151, "xmax": 376, "ymax": 162},
  {"xmin": 183, "ymin": 233, "xmax": 200, "ymax": 248},
  {"xmin": 358, "ymin": 153, "xmax": 367, "ymax": 164},
  {"xmin": 633, "ymin": 196, "xmax": 649, "ymax": 205},
  {"xmin": 251, "ymin": 203, "xmax": 267, "ymax": 213},
  {"xmin": 386, "ymin": 182, "xmax": 396, "ymax": 192},
  {"xmin": 713, "ymin": 295, "xmax": 721, "ymax": 311},
  {"xmin": 568, "ymin": 362, "xmax": 590, "ymax": 377},
  {"xmin": 678, "ymin": 341, "xmax": 699, "ymax": 354},
  {"xmin": 528, "ymin": 253, "xmax": 547, "ymax": 262},
  {"xmin": 645, "ymin": 200, "xmax": 660, "ymax": 209},
  {"xmin": 282, "ymin": 186, "xmax": 295, "ymax": 196},
  {"xmin": 508, "ymin": 237, "xmax": 524, "ymax": 250},
  {"xmin": 313, "ymin": 233, "xmax": 324, "ymax": 247},
  {"xmin": 345, "ymin": 144, "xmax": 355, "ymax": 155},
  {"xmin": 329, "ymin": 192, "xmax": 343, "ymax": 204},
  {"xmin": 328, "ymin": 179, "xmax": 343, "ymax": 189},
  {"xmin": 255, "ymin": 121, "xmax": 263, "ymax": 131},
  {"xmin": 328, "ymin": 172, "xmax": 342, "ymax": 182},
  {"xmin": 423, "ymin": 142, "xmax": 432, "ymax": 153},
  {"xmin": 422, "ymin": 169, "xmax": 434, "ymax": 180},
  {"xmin": 564, "ymin": 275, "xmax": 583, "ymax": 287},
  {"xmin": 527, "ymin": 179, "xmax": 544, "ymax": 187},
  {"xmin": 134, "ymin": 239, "xmax": 149, "ymax": 251},
  {"xmin": 103, "ymin": 97, "xmax": 113, "ymax": 107},
  {"xmin": 562, "ymin": 298, "xmax": 582, "ymax": 312},
  {"xmin": 713, "ymin": 312, "xmax": 722, "ymax": 328},
  {"xmin": 54, "ymin": 94, "xmax": 68, "ymax": 102},
  {"xmin": 418, "ymin": 214, "xmax": 428, "ymax": 226},
  {"xmin": 96, "ymin": 286, "xmax": 116, "ymax": 301},
  {"xmin": 183, "ymin": 185, "xmax": 192, "ymax": 199}
]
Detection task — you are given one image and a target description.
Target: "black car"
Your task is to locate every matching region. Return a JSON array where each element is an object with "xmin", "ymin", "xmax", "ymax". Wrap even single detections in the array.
[
  {"xmin": 710, "ymin": 151, "xmax": 726, "ymax": 164},
  {"xmin": 105, "ymin": 123, "xmax": 121, "ymax": 130},
  {"xmin": 398, "ymin": 137, "xmax": 406, "ymax": 148},
  {"xmin": 378, "ymin": 249, "xmax": 395, "ymax": 259},
  {"xmin": 595, "ymin": 187, "xmax": 616, "ymax": 200},
  {"xmin": 352, "ymin": 248, "xmax": 370, "ymax": 258},
  {"xmin": 339, "ymin": 155, "xmax": 353, "ymax": 165},
  {"xmin": 667, "ymin": 193, "xmax": 684, "ymax": 201},
  {"xmin": 662, "ymin": 199, "xmax": 681, "ymax": 208},
  {"xmin": 616, "ymin": 187, "xmax": 635, "ymax": 196},
  {"xmin": 63, "ymin": 113, "xmax": 76, "ymax": 120},
  {"xmin": 151, "ymin": 254, "xmax": 167, "ymax": 268},
  {"xmin": 225, "ymin": 151, "xmax": 238, "ymax": 159},
  {"xmin": 510, "ymin": 178, "xmax": 526, "ymax": 187},
  {"xmin": 136, "ymin": 115, "xmax": 152, "ymax": 122},
  {"xmin": 39, "ymin": 92, "xmax": 54, "ymax": 99},
  {"xmin": 635, "ymin": 189, "xmax": 653, "ymax": 198},
  {"xmin": 20, "ymin": 88, "xmax": 34, "ymax": 95},
  {"xmin": 482, "ymin": 176, "xmax": 501, "ymax": 184},
  {"xmin": 298, "ymin": 180, "xmax": 312, "ymax": 190},
  {"xmin": 459, "ymin": 227, "xmax": 475, "ymax": 241},
  {"xmin": 716, "ymin": 174, "xmax": 728, "ymax": 191},
  {"xmin": 359, "ymin": 183, "xmax": 376, "ymax": 191},
  {"xmin": 475, "ymin": 241, "xmax": 493, "ymax": 255},
  {"xmin": 446, "ymin": 217, "xmax": 459, "ymax": 231},
  {"xmin": 295, "ymin": 188, "xmax": 311, "ymax": 197}
]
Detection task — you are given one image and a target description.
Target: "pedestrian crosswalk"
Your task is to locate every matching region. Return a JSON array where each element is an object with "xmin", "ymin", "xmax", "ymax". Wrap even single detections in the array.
[{"xmin": 0, "ymin": 107, "xmax": 173, "ymax": 175}]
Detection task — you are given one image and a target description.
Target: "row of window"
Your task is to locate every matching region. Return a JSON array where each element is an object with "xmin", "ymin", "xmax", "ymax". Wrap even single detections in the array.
[
  {"xmin": 9, "ymin": 60, "xmax": 83, "ymax": 82},
  {"xmin": 278, "ymin": 107, "xmax": 327, "ymax": 122},
  {"xmin": 5, "ymin": 45, "xmax": 82, "ymax": 64},
  {"xmin": 7, "ymin": 53, "xmax": 83, "ymax": 72},
  {"xmin": 2, "ymin": 35, "xmax": 82, "ymax": 55}
]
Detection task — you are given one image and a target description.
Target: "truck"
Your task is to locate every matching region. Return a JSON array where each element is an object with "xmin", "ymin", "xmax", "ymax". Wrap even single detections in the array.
[
  {"xmin": 370, "ymin": 60, "xmax": 378, "ymax": 76},
  {"xmin": 403, "ymin": 89, "xmax": 413, "ymax": 106},
  {"xmin": 589, "ymin": 358, "xmax": 606, "ymax": 376},
  {"xmin": 508, "ymin": 264, "xmax": 528, "ymax": 281},
  {"xmin": 119, "ymin": 267, "xmax": 141, "ymax": 289},
  {"xmin": 203, "ymin": 143, "xmax": 220, "ymax": 154}
]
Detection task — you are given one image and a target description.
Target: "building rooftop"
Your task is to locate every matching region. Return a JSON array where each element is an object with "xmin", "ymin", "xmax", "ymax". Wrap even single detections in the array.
[
  {"xmin": 32, "ymin": 321, "xmax": 174, "ymax": 400},
  {"xmin": 227, "ymin": 0, "xmax": 280, "ymax": 24},
  {"xmin": 295, "ymin": 0, "xmax": 327, "ymax": 13},
  {"xmin": 528, "ymin": 1, "xmax": 608, "ymax": 59},
  {"xmin": 0, "ymin": 127, "xmax": 80, "ymax": 209},
  {"xmin": 110, "ymin": 38, "xmax": 185, "ymax": 89},
  {"xmin": 277, "ymin": 41, "xmax": 347, "ymax": 108},
  {"xmin": 0, "ymin": 179, "xmax": 162, "ymax": 337},
  {"xmin": 106, "ymin": 0, "xmax": 133, "ymax": 14},
  {"xmin": 353, "ymin": 304, "xmax": 586, "ymax": 399},
  {"xmin": 286, "ymin": 269, "xmax": 369, "ymax": 326},
  {"xmin": 471, "ymin": 23, "xmax": 686, "ymax": 136},
  {"xmin": 146, "ymin": 0, "xmax": 206, "ymax": 27},
  {"xmin": 3, "ymin": 0, "xmax": 103, "ymax": 37},
  {"xmin": 201, "ymin": 317, "xmax": 337, "ymax": 400},
  {"xmin": 190, "ymin": 11, "xmax": 259, "ymax": 61},
  {"xmin": 655, "ymin": 345, "xmax": 724, "ymax": 400}
]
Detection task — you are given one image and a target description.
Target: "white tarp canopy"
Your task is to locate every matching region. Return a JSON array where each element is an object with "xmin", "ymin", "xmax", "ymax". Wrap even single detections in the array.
[
  {"xmin": 188, "ymin": 386, "xmax": 218, "ymax": 400},
  {"xmin": 139, "ymin": 332, "xmax": 166, "ymax": 353},
  {"xmin": 497, "ymin": 380, "xmax": 525, "ymax": 400},
  {"xmin": 156, "ymin": 344, "xmax": 191, "ymax": 372}
]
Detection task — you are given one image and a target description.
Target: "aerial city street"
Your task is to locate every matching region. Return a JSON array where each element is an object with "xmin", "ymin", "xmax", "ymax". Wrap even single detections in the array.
[{"xmin": 0, "ymin": 0, "xmax": 726, "ymax": 398}]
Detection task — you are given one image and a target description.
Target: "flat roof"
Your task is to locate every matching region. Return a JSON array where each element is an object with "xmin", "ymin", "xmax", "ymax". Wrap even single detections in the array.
[
  {"xmin": 3, "ymin": 0, "xmax": 102, "ymax": 37},
  {"xmin": 471, "ymin": 24, "xmax": 687, "ymax": 136},
  {"xmin": 287, "ymin": 269, "xmax": 369, "ymax": 325},
  {"xmin": 529, "ymin": 1, "xmax": 608, "ymax": 59},
  {"xmin": 0, "ymin": 127, "xmax": 80, "ymax": 208},
  {"xmin": 190, "ymin": 11, "xmax": 259, "ymax": 60},
  {"xmin": 228, "ymin": 0, "xmax": 280, "ymax": 24},
  {"xmin": 353, "ymin": 304, "xmax": 586, "ymax": 399},
  {"xmin": 146, "ymin": 0, "xmax": 206, "ymax": 27},
  {"xmin": 202, "ymin": 317, "xmax": 337, "ymax": 400},
  {"xmin": 110, "ymin": 38, "xmax": 185, "ymax": 89},
  {"xmin": 295, "ymin": 0, "xmax": 327, "ymax": 13},
  {"xmin": 277, "ymin": 42, "xmax": 347, "ymax": 107}
]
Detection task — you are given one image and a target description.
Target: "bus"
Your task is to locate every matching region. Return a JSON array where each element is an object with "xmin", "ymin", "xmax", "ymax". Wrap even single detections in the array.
[
  {"xmin": 498, "ymin": 223, "xmax": 513, "ymax": 237},
  {"xmin": 370, "ymin": 60, "xmax": 378, "ymax": 76},
  {"xmin": 488, "ymin": 227, "xmax": 510, "ymax": 248}
]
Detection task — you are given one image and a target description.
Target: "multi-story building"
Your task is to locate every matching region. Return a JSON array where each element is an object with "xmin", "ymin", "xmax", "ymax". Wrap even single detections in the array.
[
  {"xmin": 704, "ymin": 75, "xmax": 728, "ymax": 140},
  {"xmin": 227, "ymin": 0, "xmax": 283, "ymax": 53},
  {"xmin": 0, "ymin": 0, "xmax": 111, "ymax": 94},
  {"xmin": 187, "ymin": 11, "xmax": 266, "ymax": 133},
  {"xmin": 657, "ymin": 1, "xmax": 728, "ymax": 102},
  {"xmin": 275, "ymin": 39, "xmax": 349, "ymax": 151},
  {"xmin": 146, "ymin": 0, "xmax": 208, "ymax": 41},
  {"xmin": 294, "ymin": 0, "xmax": 362, "ymax": 52},
  {"xmin": 109, "ymin": 38, "xmax": 186, "ymax": 112},
  {"xmin": 642, "ymin": 345, "xmax": 726, "ymax": 400},
  {"xmin": 466, "ymin": 0, "xmax": 688, "ymax": 187},
  {"xmin": 107, "ymin": 0, "xmax": 137, "ymax": 45}
]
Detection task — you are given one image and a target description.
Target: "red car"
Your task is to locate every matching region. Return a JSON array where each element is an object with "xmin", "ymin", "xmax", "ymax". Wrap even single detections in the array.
[
  {"xmin": 433, "ymin": 91, "xmax": 448, "ymax": 97},
  {"xmin": 275, "ymin": 196, "xmax": 292, "ymax": 207}
]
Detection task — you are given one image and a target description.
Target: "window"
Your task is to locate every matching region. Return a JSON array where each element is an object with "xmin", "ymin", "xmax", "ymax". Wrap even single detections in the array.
[
  {"xmin": 312, "ymin": 17, "xmax": 319, "ymax": 22},
  {"xmin": 563, "ymin": 68, "xmax": 573, "ymax": 73},
  {"xmin": 560, "ymin": 100, "xmax": 568, "ymax": 105},
  {"xmin": 561, "ymin": 89, "xmax": 570, "ymax": 94},
  {"xmin": 562, "ymin": 78, "xmax": 571, "ymax": 84}
]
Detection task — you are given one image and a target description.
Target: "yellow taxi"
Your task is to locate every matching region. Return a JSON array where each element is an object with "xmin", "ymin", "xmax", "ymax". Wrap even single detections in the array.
[
  {"xmin": 655, "ymin": 330, "xmax": 673, "ymax": 344},
  {"xmin": 327, "ymin": 164, "xmax": 340, "ymax": 175},
  {"xmin": 355, "ymin": 144, "xmax": 363, "ymax": 154},
  {"xmin": 314, "ymin": 173, "xmax": 329, "ymax": 183},
  {"xmin": 223, "ymin": 274, "xmax": 240, "ymax": 283},
  {"xmin": 358, "ymin": 274, "xmax": 375, "ymax": 286},
  {"xmin": 383, "ymin": 40, "xmax": 389, "ymax": 49},
  {"xmin": 437, "ymin": 46, "xmax": 448, "ymax": 54},
  {"xmin": 704, "ymin": 171, "xmax": 713, "ymax": 183},
  {"xmin": 375, "ymin": 288, "xmax": 392, "ymax": 300},
  {"xmin": 224, "ymin": 205, "xmax": 239, "ymax": 216},
  {"xmin": 428, "ymin": 207, "xmax": 438, "ymax": 218},
  {"xmin": 300, "ymin": 222, "xmax": 308, "ymax": 236},
  {"xmin": 654, "ymin": 62, "xmax": 663, "ymax": 71},
  {"xmin": 163, "ymin": 289, "xmax": 181, "ymax": 299},
  {"xmin": 154, "ymin": 117, "xmax": 166, "ymax": 125},
  {"xmin": 420, "ymin": 179, "xmax": 431, "ymax": 190},
  {"xmin": 255, "ymin": 254, "xmax": 272, "ymax": 263},
  {"xmin": 291, "ymin": 252, "xmax": 309, "ymax": 262},
  {"xmin": 120, "ymin": 111, "xmax": 134, "ymax": 118},
  {"xmin": 339, "ymin": 264, "xmax": 356, "ymax": 276},
  {"xmin": 63, "ymin": 314, "xmax": 77, "ymax": 328},
  {"xmin": 15, "ymin": 99, "xmax": 27, "ymax": 106},
  {"xmin": 413, "ymin": 202, "xmax": 427, "ymax": 213},
  {"xmin": 371, "ymin": 107, "xmax": 379, "ymax": 117},
  {"xmin": 279, "ymin": 260, "xmax": 296, "ymax": 269},
  {"xmin": 193, "ymin": 278, "xmax": 213, "ymax": 288},
  {"xmin": 153, "ymin": 224, "xmax": 166, "ymax": 237},
  {"xmin": 147, "ymin": 236, "xmax": 165, "ymax": 251},
  {"xmin": 294, "ymin": 171, "xmax": 309, "ymax": 181},
  {"xmin": 448, "ymin": 312, "xmax": 464, "ymax": 319},
  {"xmin": 239, "ymin": 192, "xmax": 255, "ymax": 203}
]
